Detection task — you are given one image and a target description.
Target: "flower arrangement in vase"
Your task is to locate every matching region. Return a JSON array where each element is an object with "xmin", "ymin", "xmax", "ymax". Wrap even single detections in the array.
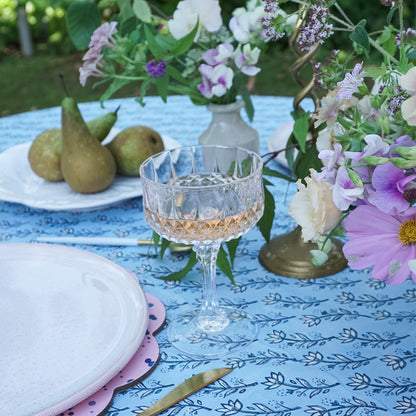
[
  {"xmin": 67, "ymin": 0, "xmax": 268, "ymax": 123},
  {"xmin": 262, "ymin": 0, "xmax": 416, "ymax": 285}
]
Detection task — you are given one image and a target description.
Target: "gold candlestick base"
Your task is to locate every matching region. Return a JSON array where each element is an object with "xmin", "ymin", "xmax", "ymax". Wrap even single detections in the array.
[{"xmin": 258, "ymin": 226, "xmax": 347, "ymax": 279}]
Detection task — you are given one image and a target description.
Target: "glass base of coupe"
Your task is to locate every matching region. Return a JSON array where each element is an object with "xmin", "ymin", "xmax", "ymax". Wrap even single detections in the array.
[{"xmin": 140, "ymin": 145, "xmax": 264, "ymax": 356}]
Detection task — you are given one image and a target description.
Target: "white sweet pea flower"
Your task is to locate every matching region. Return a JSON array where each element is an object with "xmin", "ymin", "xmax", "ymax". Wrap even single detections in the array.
[
  {"xmin": 168, "ymin": 0, "xmax": 222, "ymax": 40},
  {"xmin": 234, "ymin": 44, "xmax": 261, "ymax": 76},
  {"xmin": 197, "ymin": 64, "xmax": 234, "ymax": 99},
  {"xmin": 229, "ymin": 6, "xmax": 266, "ymax": 43},
  {"xmin": 399, "ymin": 66, "xmax": 416, "ymax": 126},
  {"xmin": 289, "ymin": 169, "xmax": 343, "ymax": 243},
  {"xmin": 401, "ymin": 95, "xmax": 416, "ymax": 126},
  {"xmin": 400, "ymin": 66, "xmax": 416, "ymax": 95}
]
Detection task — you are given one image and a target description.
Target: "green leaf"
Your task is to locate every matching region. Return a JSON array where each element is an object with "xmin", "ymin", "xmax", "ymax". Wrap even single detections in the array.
[
  {"xmin": 225, "ymin": 237, "xmax": 241, "ymax": 268},
  {"xmin": 387, "ymin": 5, "xmax": 397, "ymax": 24},
  {"xmin": 155, "ymin": 73, "xmax": 169, "ymax": 102},
  {"xmin": 166, "ymin": 65, "xmax": 186, "ymax": 82},
  {"xmin": 155, "ymin": 251, "xmax": 198, "ymax": 281},
  {"xmin": 99, "ymin": 77, "xmax": 132, "ymax": 105},
  {"xmin": 132, "ymin": 0, "xmax": 152, "ymax": 23},
  {"xmin": 350, "ymin": 25, "xmax": 370, "ymax": 53},
  {"xmin": 291, "ymin": 110, "xmax": 309, "ymax": 153},
  {"xmin": 66, "ymin": 1, "xmax": 101, "ymax": 50},
  {"xmin": 364, "ymin": 67, "xmax": 387, "ymax": 80},
  {"xmin": 119, "ymin": 16, "xmax": 139, "ymax": 36},
  {"xmin": 294, "ymin": 142, "xmax": 322, "ymax": 180},
  {"xmin": 217, "ymin": 247, "xmax": 235, "ymax": 285},
  {"xmin": 144, "ymin": 24, "xmax": 164, "ymax": 59},
  {"xmin": 118, "ymin": 0, "xmax": 135, "ymax": 23},
  {"xmin": 262, "ymin": 166, "xmax": 295, "ymax": 183},
  {"xmin": 152, "ymin": 231, "xmax": 160, "ymax": 252},
  {"xmin": 407, "ymin": 50, "xmax": 416, "ymax": 59},
  {"xmin": 170, "ymin": 21, "xmax": 199, "ymax": 56},
  {"xmin": 241, "ymin": 90, "xmax": 254, "ymax": 122},
  {"xmin": 256, "ymin": 183, "xmax": 275, "ymax": 243}
]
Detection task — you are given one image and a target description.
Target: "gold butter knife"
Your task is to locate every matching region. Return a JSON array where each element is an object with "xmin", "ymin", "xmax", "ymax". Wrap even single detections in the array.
[{"xmin": 136, "ymin": 367, "xmax": 233, "ymax": 416}]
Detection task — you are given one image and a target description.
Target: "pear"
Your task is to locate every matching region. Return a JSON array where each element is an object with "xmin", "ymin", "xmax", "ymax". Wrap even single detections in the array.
[
  {"xmin": 28, "ymin": 108, "xmax": 119, "ymax": 182},
  {"xmin": 61, "ymin": 97, "xmax": 116, "ymax": 194},
  {"xmin": 106, "ymin": 126, "xmax": 165, "ymax": 176},
  {"xmin": 28, "ymin": 128, "xmax": 63, "ymax": 181}
]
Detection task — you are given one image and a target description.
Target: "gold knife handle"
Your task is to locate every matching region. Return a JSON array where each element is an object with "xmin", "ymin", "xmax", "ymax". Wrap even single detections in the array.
[{"xmin": 136, "ymin": 368, "xmax": 233, "ymax": 416}]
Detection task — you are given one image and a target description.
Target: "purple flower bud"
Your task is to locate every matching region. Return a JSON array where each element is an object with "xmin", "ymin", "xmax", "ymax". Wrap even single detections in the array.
[{"xmin": 145, "ymin": 60, "xmax": 167, "ymax": 78}]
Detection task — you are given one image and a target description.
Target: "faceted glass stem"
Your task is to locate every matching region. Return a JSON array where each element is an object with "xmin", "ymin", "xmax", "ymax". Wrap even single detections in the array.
[{"xmin": 193, "ymin": 243, "xmax": 230, "ymax": 332}]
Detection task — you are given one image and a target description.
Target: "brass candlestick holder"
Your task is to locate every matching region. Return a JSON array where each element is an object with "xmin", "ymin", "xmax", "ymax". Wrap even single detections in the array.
[{"xmin": 259, "ymin": 5, "xmax": 347, "ymax": 279}]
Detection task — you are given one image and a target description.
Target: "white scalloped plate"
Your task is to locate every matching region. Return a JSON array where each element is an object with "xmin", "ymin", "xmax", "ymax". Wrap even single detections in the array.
[
  {"xmin": 0, "ymin": 243, "xmax": 148, "ymax": 416},
  {"xmin": 0, "ymin": 135, "xmax": 179, "ymax": 211}
]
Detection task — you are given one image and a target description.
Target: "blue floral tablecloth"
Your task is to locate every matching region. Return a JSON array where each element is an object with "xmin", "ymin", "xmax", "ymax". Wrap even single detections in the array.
[{"xmin": 0, "ymin": 96, "xmax": 415, "ymax": 416}]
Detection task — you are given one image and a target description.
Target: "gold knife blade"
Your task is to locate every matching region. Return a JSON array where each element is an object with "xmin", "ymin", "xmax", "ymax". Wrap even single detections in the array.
[{"xmin": 136, "ymin": 367, "xmax": 233, "ymax": 416}]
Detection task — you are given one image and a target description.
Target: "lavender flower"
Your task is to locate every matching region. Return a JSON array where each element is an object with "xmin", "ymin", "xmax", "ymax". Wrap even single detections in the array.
[
  {"xmin": 395, "ymin": 28, "xmax": 416, "ymax": 46},
  {"xmin": 388, "ymin": 86, "xmax": 406, "ymax": 114},
  {"xmin": 298, "ymin": 3, "xmax": 334, "ymax": 52},
  {"xmin": 261, "ymin": 0, "xmax": 285, "ymax": 41},
  {"xmin": 336, "ymin": 62, "xmax": 365, "ymax": 100},
  {"xmin": 145, "ymin": 60, "xmax": 167, "ymax": 78},
  {"xmin": 379, "ymin": 0, "xmax": 396, "ymax": 7}
]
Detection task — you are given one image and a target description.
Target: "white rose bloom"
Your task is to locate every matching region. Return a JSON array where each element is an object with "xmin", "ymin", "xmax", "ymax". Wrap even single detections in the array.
[
  {"xmin": 168, "ymin": 0, "xmax": 222, "ymax": 40},
  {"xmin": 289, "ymin": 169, "xmax": 343, "ymax": 242}
]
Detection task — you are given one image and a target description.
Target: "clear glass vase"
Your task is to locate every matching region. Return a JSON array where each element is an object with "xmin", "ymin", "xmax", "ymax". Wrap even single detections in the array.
[{"xmin": 198, "ymin": 100, "xmax": 260, "ymax": 154}]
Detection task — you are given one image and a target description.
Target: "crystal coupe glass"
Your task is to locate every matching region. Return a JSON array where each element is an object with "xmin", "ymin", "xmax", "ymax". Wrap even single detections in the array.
[{"xmin": 140, "ymin": 145, "xmax": 264, "ymax": 356}]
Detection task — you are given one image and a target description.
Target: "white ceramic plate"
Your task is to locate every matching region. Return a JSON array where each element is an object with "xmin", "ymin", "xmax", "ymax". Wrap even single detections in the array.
[
  {"xmin": 0, "ymin": 135, "xmax": 180, "ymax": 211},
  {"xmin": 0, "ymin": 243, "xmax": 148, "ymax": 416}
]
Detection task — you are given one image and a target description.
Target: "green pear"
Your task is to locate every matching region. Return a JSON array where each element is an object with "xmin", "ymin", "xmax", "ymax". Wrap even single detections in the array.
[
  {"xmin": 61, "ymin": 97, "xmax": 116, "ymax": 194},
  {"xmin": 106, "ymin": 126, "xmax": 165, "ymax": 176},
  {"xmin": 28, "ymin": 128, "xmax": 63, "ymax": 181},
  {"xmin": 28, "ymin": 108, "xmax": 119, "ymax": 182}
]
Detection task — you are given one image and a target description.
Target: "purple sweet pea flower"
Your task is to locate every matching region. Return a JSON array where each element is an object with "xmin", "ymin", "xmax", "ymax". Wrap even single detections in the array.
[
  {"xmin": 317, "ymin": 142, "xmax": 344, "ymax": 183},
  {"xmin": 371, "ymin": 162, "xmax": 416, "ymax": 214},
  {"xmin": 390, "ymin": 134, "xmax": 415, "ymax": 154},
  {"xmin": 332, "ymin": 166, "xmax": 364, "ymax": 210},
  {"xmin": 197, "ymin": 63, "xmax": 234, "ymax": 98},
  {"xmin": 145, "ymin": 60, "xmax": 167, "ymax": 78},
  {"xmin": 202, "ymin": 43, "xmax": 234, "ymax": 66}
]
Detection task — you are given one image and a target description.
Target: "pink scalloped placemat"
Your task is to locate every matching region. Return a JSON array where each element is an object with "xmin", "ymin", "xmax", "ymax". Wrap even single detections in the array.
[{"xmin": 57, "ymin": 293, "xmax": 165, "ymax": 416}]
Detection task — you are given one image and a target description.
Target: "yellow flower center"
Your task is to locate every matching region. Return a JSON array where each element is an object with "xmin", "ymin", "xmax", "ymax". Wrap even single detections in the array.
[{"xmin": 398, "ymin": 218, "xmax": 416, "ymax": 245}]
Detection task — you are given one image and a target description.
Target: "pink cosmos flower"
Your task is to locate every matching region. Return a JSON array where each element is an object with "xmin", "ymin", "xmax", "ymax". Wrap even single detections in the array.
[
  {"xmin": 343, "ymin": 205, "xmax": 416, "ymax": 285},
  {"xmin": 336, "ymin": 62, "xmax": 365, "ymax": 100}
]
